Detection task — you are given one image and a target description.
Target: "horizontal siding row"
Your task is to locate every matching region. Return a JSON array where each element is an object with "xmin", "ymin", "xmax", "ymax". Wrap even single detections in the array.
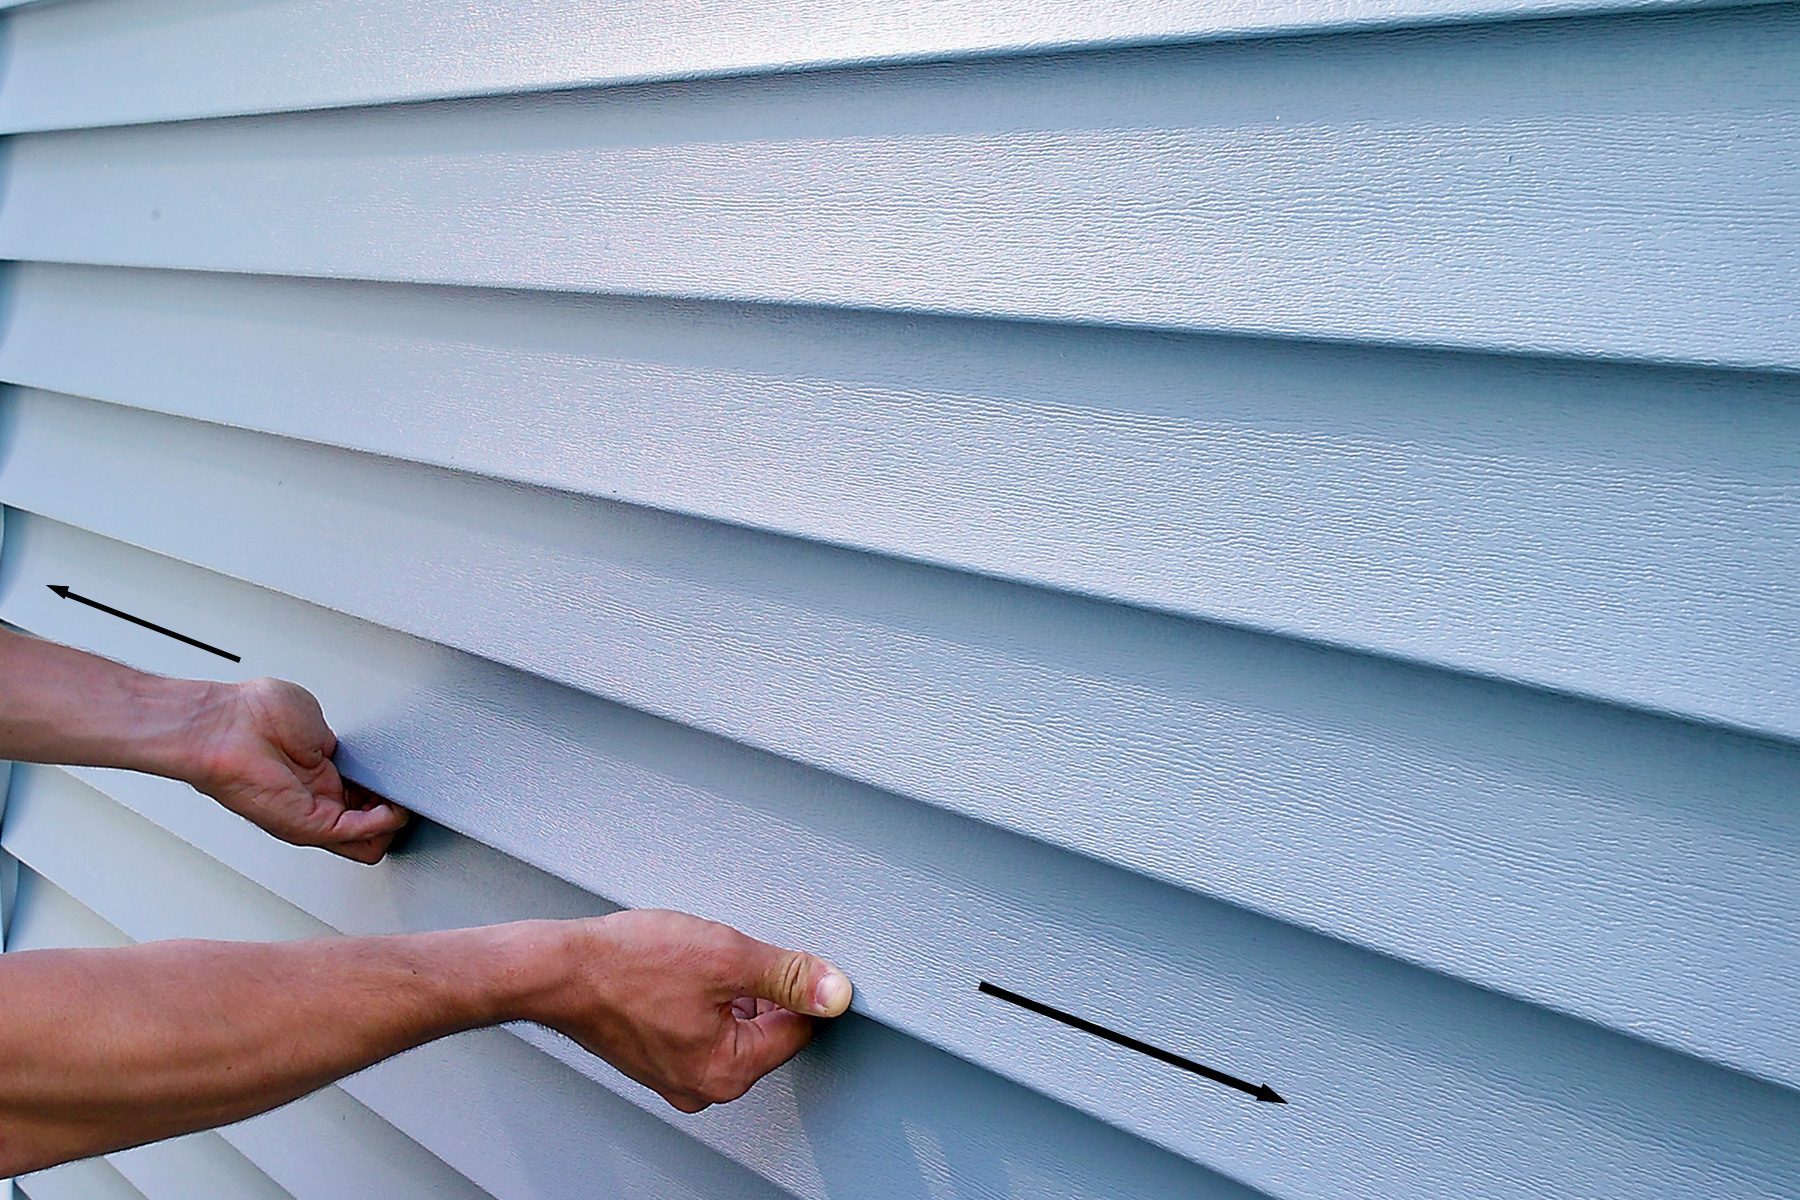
[
  {"xmin": 0, "ymin": 386, "xmax": 1796, "ymax": 1096},
  {"xmin": 1, "ymin": 6, "xmax": 1796, "ymax": 370},
  {"xmin": 0, "ymin": 0, "xmax": 1764, "ymax": 133},
  {"xmin": 0, "ymin": 1, "xmax": 1794, "ymax": 1198},
  {"xmin": 1, "ymin": 265, "xmax": 1795, "ymax": 741},
  {"xmin": 1, "ymin": 511, "xmax": 1796, "ymax": 1199}
]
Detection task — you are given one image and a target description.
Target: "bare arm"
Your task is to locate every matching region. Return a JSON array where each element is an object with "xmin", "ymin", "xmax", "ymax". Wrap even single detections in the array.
[
  {"xmin": 0, "ymin": 911, "xmax": 852, "ymax": 1175},
  {"xmin": 0, "ymin": 626, "xmax": 408, "ymax": 861},
  {"xmin": 0, "ymin": 623, "xmax": 217, "ymax": 781},
  {"xmin": 0, "ymin": 627, "xmax": 852, "ymax": 1171}
]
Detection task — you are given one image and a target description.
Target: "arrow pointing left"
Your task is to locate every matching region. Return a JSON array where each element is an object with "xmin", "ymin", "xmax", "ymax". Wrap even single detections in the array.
[{"xmin": 47, "ymin": 584, "xmax": 241, "ymax": 663}]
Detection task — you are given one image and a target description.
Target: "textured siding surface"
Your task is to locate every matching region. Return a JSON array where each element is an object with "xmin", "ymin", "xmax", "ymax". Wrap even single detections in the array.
[{"xmin": 0, "ymin": 1, "xmax": 1796, "ymax": 1198}]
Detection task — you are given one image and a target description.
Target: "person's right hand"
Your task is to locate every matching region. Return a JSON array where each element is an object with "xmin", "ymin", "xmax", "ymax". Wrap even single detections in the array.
[{"xmin": 519, "ymin": 909, "xmax": 853, "ymax": 1112}]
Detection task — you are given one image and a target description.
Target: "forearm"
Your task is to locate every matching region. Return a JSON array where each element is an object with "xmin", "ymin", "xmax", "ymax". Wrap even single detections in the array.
[
  {"xmin": 0, "ymin": 627, "xmax": 217, "ymax": 784},
  {"xmin": 0, "ymin": 923, "xmax": 564, "ymax": 1175}
]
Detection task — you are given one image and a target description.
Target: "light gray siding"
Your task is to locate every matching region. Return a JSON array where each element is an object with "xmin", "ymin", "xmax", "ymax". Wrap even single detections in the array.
[
  {"xmin": 15, "ymin": 1155, "xmax": 147, "ymax": 1200},
  {"xmin": 0, "ymin": 1, "xmax": 1795, "ymax": 1197}
]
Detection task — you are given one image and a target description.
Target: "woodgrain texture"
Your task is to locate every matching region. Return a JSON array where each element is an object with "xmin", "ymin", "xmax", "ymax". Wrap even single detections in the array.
[
  {"xmin": 0, "ymin": 7, "xmax": 1795, "ymax": 368},
  {"xmin": 0, "ymin": 1, "xmax": 1794, "ymax": 1197},
  {"xmin": 2, "ymin": 268, "xmax": 1795, "ymax": 738}
]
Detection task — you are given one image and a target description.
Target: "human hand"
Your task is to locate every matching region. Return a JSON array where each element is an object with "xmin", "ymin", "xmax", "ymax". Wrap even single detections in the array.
[
  {"xmin": 183, "ymin": 677, "xmax": 410, "ymax": 864},
  {"xmin": 517, "ymin": 910, "xmax": 853, "ymax": 1112}
]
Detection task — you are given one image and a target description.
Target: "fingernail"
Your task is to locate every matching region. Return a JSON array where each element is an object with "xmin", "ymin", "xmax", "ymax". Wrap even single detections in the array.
[{"xmin": 812, "ymin": 970, "xmax": 853, "ymax": 1016}]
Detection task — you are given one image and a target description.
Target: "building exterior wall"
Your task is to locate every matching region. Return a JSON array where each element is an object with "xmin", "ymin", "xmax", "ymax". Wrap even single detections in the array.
[{"xmin": 0, "ymin": 2, "xmax": 1795, "ymax": 1197}]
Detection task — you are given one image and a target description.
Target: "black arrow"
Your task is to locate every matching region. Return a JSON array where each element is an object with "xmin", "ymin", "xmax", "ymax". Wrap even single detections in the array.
[
  {"xmin": 47, "ymin": 585, "xmax": 240, "ymax": 663},
  {"xmin": 978, "ymin": 980, "xmax": 1286, "ymax": 1104}
]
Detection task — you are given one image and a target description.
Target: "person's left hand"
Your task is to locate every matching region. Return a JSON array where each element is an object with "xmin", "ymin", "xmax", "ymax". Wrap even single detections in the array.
[{"xmin": 182, "ymin": 677, "xmax": 410, "ymax": 864}]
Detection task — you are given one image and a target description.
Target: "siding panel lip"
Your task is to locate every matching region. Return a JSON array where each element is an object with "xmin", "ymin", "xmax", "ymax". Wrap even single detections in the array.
[
  {"xmin": 5, "ymin": 245, "xmax": 1796, "ymax": 376},
  {"xmin": 0, "ymin": 0, "xmax": 1772, "ymax": 135},
  {"xmin": 13, "ymin": 257, "xmax": 1800, "ymax": 379}
]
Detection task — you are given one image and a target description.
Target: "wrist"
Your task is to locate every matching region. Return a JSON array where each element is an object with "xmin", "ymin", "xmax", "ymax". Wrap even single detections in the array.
[
  {"xmin": 467, "ymin": 920, "xmax": 589, "ymax": 1027},
  {"xmin": 124, "ymin": 674, "xmax": 233, "ymax": 786}
]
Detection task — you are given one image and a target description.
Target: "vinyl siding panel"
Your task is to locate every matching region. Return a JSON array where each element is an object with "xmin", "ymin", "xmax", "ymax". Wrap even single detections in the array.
[
  {"xmin": 2, "ymin": 8, "xmax": 1796, "ymax": 370},
  {"xmin": 4, "ymin": 866, "xmax": 129, "ymax": 955},
  {"xmin": 109, "ymin": 1131, "xmax": 296, "ymax": 1200},
  {"xmin": 15, "ymin": 1156, "xmax": 147, "ymax": 1200},
  {"xmin": 0, "ymin": 0, "xmax": 1764, "ymax": 133},
  {"xmin": 0, "ymin": 2, "xmax": 1794, "ymax": 1198}
]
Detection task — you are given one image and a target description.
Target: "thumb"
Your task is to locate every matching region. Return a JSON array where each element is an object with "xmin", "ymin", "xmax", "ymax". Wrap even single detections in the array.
[
  {"xmin": 326, "ymin": 801, "xmax": 409, "ymax": 844},
  {"xmin": 740, "ymin": 938, "xmax": 853, "ymax": 1018}
]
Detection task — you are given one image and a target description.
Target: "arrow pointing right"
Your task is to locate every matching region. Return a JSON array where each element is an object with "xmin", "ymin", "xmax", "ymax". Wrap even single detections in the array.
[{"xmin": 978, "ymin": 980, "xmax": 1289, "ymax": 1105}]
